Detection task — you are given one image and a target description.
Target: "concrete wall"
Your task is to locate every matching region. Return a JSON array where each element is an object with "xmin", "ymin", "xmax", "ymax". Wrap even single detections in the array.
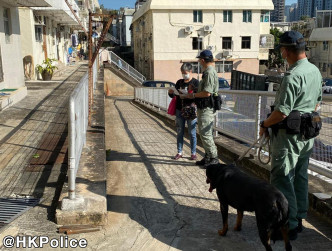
[
  {"xmin": 104, "ymin": 68, "xmax": 135, "ymax": 97},
  {"xmin": 0, "ymin": 5, "xmax": 25, "ymax": 89}
]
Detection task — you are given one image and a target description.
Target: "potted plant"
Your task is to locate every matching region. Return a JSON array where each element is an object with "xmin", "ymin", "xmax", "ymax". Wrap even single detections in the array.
[{"xmin": 36, "ymin": 58, "xmax": 58, "ymax": 81}]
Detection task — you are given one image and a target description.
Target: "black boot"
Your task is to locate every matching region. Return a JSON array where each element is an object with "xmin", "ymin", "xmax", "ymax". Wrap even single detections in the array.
[
  {"xmin": 288, "ymin": 228, "xmax": 298, "ymax": 240},
  {"xmin": 297, "ymin": 218, "xmax": 303, "ymax": 233},
  {"xmin": 202, "ymin": 158, "xmax": 219, "ymax": 169},
  {"xmin": 196, "ymin": 156, "xmax": 209, "ymax": 166}
]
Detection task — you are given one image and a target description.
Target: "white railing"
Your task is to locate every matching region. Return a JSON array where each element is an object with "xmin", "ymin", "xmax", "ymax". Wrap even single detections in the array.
[
  {"xmin": 93, "ymin": 59, "xmax": 98, "ymax": 90},
  {"xmin": 67, "ymin": 72, "xmax": 89, "ymax": 199},
  {"xmin": 135, "ymin": 87, "xmax": 332, "ymax": 179},
  {"xmin": 105, "ymin": 33, "xmax": 120, "ymax": 44},
  {"xmin": 109, "ymin": 51, "xmax": 146, "ymax": 84}
]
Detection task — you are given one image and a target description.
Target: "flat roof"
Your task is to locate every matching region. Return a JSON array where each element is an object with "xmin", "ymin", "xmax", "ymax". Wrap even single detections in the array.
[{"xmin": 133, "ymin": 0, "xmax": 274, "ymax": 22}]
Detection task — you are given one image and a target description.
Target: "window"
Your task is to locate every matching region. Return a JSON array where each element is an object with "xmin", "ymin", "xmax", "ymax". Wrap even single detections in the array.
[
  {"xmin": 3, "ymin": 8, "xmax": 11, "ymax": 43},
  {"xmin": 223, "ymin": 11, "xmax": 232, "ymax": 22},
  {"xmin": 215, "ymin": 61, "xmax": 233, "ymax": 73},
  {"xmin": 260, "ymin": 11, "xmax": 270, "ymax": 22},
  {"xmin": 191, "ymin": 62, "xmax": 202, "ymax": 74},
  {"xmin": 242, "ymin": 36, "xmax": 251, "ymax": 49},
  {"xmin": 35, "ymin": 26, "xmax": 43, "ymax": 42},
  {"xmin": 192, "ymin": 37, "xmax": 203, "ymax": 50},
  {"xmin": 243, "ymin": 10, "xmax": 252, "ymax": 22},
  {"xmin": 330, "ymin": 65, "xmax": 332, "ymax": 75},
  {"xmin": 323, "ymin": 63, "xmax": 327, "ymax": 72},
  {"xmin": 323, "ymin": 41, "xmax": 329, "ymax": 51},
  {"xmin": 222, "ymin": 37, "xmax": 232, "ymax": 49},
  {"xmin": 193, "ymin": 10, "xmax": 203, "ymax": 23}
]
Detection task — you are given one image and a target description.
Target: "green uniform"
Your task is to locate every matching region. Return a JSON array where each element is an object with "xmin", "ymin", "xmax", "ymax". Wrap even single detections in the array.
[
  {"xmin": 271, "ymin": 58, "xmax": 322, "ymax": 230},
  {"xmin": 197, "ymin": 65, "xmax": 219, "ymax": 159}
]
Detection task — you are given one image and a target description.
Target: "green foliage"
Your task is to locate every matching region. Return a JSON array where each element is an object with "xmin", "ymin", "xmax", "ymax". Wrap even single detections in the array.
[
  {"xmin": 269, "ymin": 28, "xmax": 284, "ymax": 68},
  {"xmin": 36, "ymin": 58, "xmax": 58, "ymax": 75},
  {"xmin": 300, "ymin": 15, "xmax": 310, "ymax": 21}
]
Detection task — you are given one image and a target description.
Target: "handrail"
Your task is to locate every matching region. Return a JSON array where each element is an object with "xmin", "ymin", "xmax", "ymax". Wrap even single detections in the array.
[
  {"xmin": 109, "ymin": 51, "xmax": 146, "ymax": 84},
  {"xmin": 134, "ymin": 87, "xmax": 332, "ymax": 179}
]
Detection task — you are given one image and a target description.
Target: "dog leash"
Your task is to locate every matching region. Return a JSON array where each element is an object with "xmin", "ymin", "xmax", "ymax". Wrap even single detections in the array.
[
  {"xmin": 235, "ymin": 135, "xmax": 271, "ymax": 165},
  {"xmin": 258, "ymin": 135, "xmax": 271, "ymax": 165}
]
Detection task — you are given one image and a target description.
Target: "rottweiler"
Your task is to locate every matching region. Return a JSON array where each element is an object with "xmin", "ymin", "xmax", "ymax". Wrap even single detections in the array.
[{"xmin": 206, "ymin": 163, "xmax": 292, "ymax": 251}]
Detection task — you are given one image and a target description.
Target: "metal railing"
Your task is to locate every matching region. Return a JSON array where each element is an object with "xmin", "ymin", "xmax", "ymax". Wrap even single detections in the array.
[
  {"xmin": 93, "ymin": 59, "xmax": 98, "ymax": 90},
  {"xmin": 105, "ymin": 33, "xmax": 120, "ymax": 44},
  {"xmin": 68, "ymin": 72, "xmax": 89, "ymax": 199},
  {"xmin": 109, "ymin": 51, "xmax": 146, "ymax": 84},
  {"xmin": 135, "ymin": 87, "xmax": 332, "ymax": 179}
]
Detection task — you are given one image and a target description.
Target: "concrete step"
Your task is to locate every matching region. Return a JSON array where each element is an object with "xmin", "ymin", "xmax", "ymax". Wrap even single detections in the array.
[{"xmin": 0, "ymin": 86, "xmax": 27, "ymax": 112}]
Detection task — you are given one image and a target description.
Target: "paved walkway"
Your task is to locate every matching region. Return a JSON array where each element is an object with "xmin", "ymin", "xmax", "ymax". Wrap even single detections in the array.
[
  {"xmin": 101, "ymin": 99, "xmax": 332, "ymax": 251},
  {"xmin": 0, "ymin": 63, "xmax": 86, "ymax": 198}
]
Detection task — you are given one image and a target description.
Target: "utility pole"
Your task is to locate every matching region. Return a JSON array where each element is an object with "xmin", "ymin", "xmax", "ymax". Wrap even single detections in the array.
[{"xmin": 197, "ymin": 34, "xmax": 201, "ymax": 81}]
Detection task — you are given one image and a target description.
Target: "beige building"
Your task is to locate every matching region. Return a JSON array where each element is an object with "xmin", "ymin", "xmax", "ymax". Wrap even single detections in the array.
[
  {"xmin": 18, "ymin": 0, "xmax": 100, "ymax": 80},
  {"xmin": 18, "ymin": 0, "xmax": 81, "ymax": 80},
  {"xmin": 0, "ymin": 0, "xmax": 50, "ymax": 110},
  {"xmin": 132, "ymin": 0, "xmax": 274, "ymax": 83},
  {"xmin": 308, "ymin": 10, "xmax": 332, "ymax": 79}
]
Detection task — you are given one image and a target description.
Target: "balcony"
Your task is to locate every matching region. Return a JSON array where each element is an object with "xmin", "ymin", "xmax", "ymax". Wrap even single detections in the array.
[
  {"xmin": 259, "ymin": 34, "xmax": 274, "ymax": 49},
  {"xmin": 32, "ymin": 0, "xmax": 79, "ymax": 25},
  {"xmin": 1, "ymin": 0, "xmax": 50, "ymax": 7}
]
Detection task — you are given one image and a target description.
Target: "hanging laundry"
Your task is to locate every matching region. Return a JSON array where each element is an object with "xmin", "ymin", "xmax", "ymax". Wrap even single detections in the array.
[{"xmin": 71, "ymin": 34, "xmax": 78, "ymax": 47}]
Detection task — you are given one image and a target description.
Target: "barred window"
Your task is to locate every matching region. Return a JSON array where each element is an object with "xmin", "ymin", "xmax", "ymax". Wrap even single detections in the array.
[{"xmin": 215, "ymin": 61, "xmax": 233, "ymax": 73}]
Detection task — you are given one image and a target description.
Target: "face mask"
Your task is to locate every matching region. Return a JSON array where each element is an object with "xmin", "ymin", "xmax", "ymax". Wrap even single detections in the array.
[{"xmin": 182, "ymin": 74, "xmax": 190, "ymax": 80}]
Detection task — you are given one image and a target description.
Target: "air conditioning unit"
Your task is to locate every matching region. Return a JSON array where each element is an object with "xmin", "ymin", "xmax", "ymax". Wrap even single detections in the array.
[
  {"xmin": 206, "ymin": 45, "xmax": 214, "ymax": 51},
  {"xmin": 204, "ymin": 25, "xmax": 213, "ymax": 32},
  {"xmin": 184, "ymin": 26, "xmax": 194, "ymax": 33},
  {"xmin": 222, "ymin": 50, "xmax": 232, "ymax": 57}
]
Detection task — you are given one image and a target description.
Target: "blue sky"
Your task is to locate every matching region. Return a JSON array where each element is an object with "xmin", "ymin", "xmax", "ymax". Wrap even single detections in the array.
[{"xmin": 99, "ymin": 0, "xmax": 298, "ymax": 10}]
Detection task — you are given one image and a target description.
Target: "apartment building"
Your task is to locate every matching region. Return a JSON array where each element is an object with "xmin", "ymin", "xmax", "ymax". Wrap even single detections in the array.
[
  {"xmin": 132, "ymin": 0, "xmax": 274, "ymax": 82},
  {"xmin": 271, "ymin": 0, "xmax": 285, "ymax": 22},
  {"xmin": 309, "ymin": 10, "xmax": 332, "ymax": 79},
  {"xmin": 0, "ymin": 0, "xmax": 51, "ymax": 110},
  {"xmin": 119, "ymin": 8, "xmax": 135, "ymax": 47}
]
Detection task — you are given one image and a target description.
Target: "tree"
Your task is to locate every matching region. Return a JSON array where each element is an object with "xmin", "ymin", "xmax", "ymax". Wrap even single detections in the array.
[{"xmin": 268, "ymin": 28, "xmax": 284, "ymax": 68}]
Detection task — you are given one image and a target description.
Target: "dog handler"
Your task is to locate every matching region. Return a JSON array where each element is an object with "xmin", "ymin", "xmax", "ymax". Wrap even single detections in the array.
[
  {"xmin": 181, "ymin": 50, "xmax": 219, "ymax": 168},
  {"xmin": 259, "ymin": 31, "xmax": 322, "ymax": 240}
]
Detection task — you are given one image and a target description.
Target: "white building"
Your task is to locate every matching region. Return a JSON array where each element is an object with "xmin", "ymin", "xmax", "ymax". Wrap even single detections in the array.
[
  {"xmin": 309, "ymin": 10, "xmax": 332, "ymax": 79},
  {"xmin": 0, "ymin": 0, "xmax": 50, "ymax": 110},
  {"xmin": 119, "ymin": 8, "xmax": 135, "ymax": 47},
  {"xmin": 18, "ymin": 0, "xmax": 100, "ymax": 80},
  {"xmin": 132, "ymin": 0, "xmax": 274, "ymax": 83},
  {"xmin": 19, "ymin": 0, "xmax": 81, "ymax": 80}
]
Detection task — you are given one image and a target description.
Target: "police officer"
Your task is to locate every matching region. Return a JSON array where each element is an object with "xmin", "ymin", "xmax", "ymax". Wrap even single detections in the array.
[
  {"xmin": 182, "ymin": 50, "xmax": 219, "ymax": 168},
  {"xmin": 259, "ymin": 31, "xmax": 322, "ymax": 240}
]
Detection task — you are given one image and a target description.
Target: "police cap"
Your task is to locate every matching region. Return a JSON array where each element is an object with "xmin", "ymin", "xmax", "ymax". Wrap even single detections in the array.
[{"xmin": 277, "ymin": 31, "xmax": 306, "ymax": 49}]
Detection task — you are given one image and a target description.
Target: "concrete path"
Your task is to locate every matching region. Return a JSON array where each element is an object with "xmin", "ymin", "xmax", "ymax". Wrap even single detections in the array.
[
  {"xmin": 0, "ymin": 63, "xmax": 86, "ymax": 198},
  {"xmin": 100, "ymin": 99, "xmax": 332, "ymax": 251}
]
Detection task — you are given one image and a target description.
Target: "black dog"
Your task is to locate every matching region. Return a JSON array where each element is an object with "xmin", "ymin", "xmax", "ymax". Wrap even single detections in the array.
[{"xmin": 206, "ymin": 164, "xmax": 292, "ymax": 251}]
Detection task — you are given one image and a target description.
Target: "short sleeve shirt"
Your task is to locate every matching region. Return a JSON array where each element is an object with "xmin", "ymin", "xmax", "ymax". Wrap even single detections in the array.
[
  {"xmin": 274, "ymin": 58, "xmax": 322, "ymax": 116},
  {"xmin": 198, "ymin": 65, "xmax": 219, "ymax": 94}
]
